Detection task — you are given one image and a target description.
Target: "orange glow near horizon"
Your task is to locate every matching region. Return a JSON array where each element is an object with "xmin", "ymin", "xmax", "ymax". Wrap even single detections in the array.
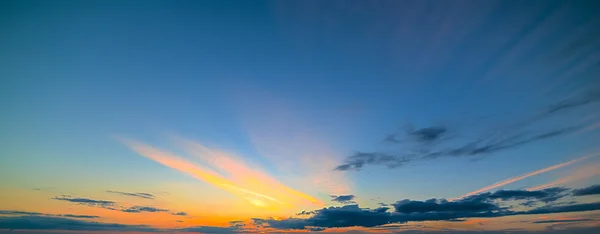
[{"xmin": 119, "ymin": 137, "xmax": 324, "ymax": 214}]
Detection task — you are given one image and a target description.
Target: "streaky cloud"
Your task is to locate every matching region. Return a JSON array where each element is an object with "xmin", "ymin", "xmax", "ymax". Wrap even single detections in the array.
[
  {"xmin": 106, "ymin": 190, "xmax": 155, "ymax": 199},
  {"xmin": 120, "ymin": 206, "xmax": 169, "ymax": 213},
  {"xmin": 456, "ymin": 155, "xmax": 592, "ymax": 199}
]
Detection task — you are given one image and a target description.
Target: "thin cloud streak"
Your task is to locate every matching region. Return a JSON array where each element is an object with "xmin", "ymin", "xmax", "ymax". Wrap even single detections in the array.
[
  {"xmin": 528, "ymin": 163, "xmax": 600, "ymax": 191},
  {"xmin": 118, "ymin": 137, "xmax": 323, "ymax": 210},
  {"xmin": 456, "ymin": 154, "xmax": 594, "ymax": 199}
]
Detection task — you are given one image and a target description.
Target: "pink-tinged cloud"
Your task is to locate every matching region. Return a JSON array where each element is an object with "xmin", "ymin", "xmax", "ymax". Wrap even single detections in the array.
[
  {"xmin": 528, "ymin": 163, "xmax": 600, "ymax": 191},
  {"xmin": 456, "ymin": 154, "xmax": 594, "ymax": 199},
  {"xmin": 118, "ymin": 137, "xmax": 323, "ymax": 211}
]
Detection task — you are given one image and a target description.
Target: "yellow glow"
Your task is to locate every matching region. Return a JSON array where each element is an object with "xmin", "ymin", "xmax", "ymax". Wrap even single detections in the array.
[{"xmin": 119, "ymin": 137, "xmax": 323, "ymax": 212}]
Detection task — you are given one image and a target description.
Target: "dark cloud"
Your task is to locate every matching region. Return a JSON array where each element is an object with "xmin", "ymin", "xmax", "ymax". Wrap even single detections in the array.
[
  {"xmin": 408, "ymin": 126, "xmax": 447, "ymax": 143},
  {"xmin": 470, "ymin": 187, "xmax": 570, "ymax": 203},
  {"xmin": 0, "ymin": 210, "xmax": 43, "ymax": 216},
  {"xmin": 172, "ymin": 211, "xmax": 188, "ymax": 216},
  {"xmin": 51, "ymin": 196, "xmax": 115, "ymax": 209},
  {"xmin": 254, "ymin": 205, "xmax": 393, "ymax": 230},
  {"xmin": 331, "ymin": 195, "xmax": 356, "ymax": 204},
  {"xmin": 57, "ymin": 214, "xmax": 100, "ymax": 219},
  {"xmin": 296, "ymin": 210, "xmax": 317, "ymax": 216},
  {"xmin": 0, "ymin": 216, "xmax": 155, "ymax": 231},
  {"xmin": 338, "ymin": 125, "xmax": 580, "ymax": 170},
  {"xmin": 532, "ymin": 219, "xmax": 593, "ymax": 224},
  {"xmin": 121, "ymin": 206, "xmax": 169, "ymax": 213},
  {"xmin": 0, "ymin": 215, "xmax": 247, "ymax": 233},
  {"xmin": 181, "ymin": 226, "xmax": 240, "ymax": 233},
  {"xmin": 229, "ymin": 220, "xmax": 245, "ymax": 229},
  {"xmin": 335, "ymin": 152, "xmax": 410, "ymax": 171},
  {"xmin": 258, "ymin": 187, "xmax": 600, "ymax": 231},
  {"xmin": 0, "ymin": 210, "xmax": 99, "ymax": 219},
  {"xmin": 106, "ymin": 190, "xmax": 155, "ymax": 199},
  {"xmin": 572, "ymin": 184, "xmax": 600, "ymax": 196}
]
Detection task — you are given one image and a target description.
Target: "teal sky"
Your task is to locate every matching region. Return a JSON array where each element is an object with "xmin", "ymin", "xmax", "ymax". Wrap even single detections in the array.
[{"xmin": 1, "ymin": 0, "xmax": 600, "ymax": 233}]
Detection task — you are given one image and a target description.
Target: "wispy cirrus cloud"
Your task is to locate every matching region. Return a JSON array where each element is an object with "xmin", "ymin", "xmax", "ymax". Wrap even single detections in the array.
[
  {"xmin": 456, "ymin": 154, "xmax": 592, "ymax": 199},
  {"xmin": 336, "ymin": 90, "xmax": 600, "ymax": 171},
  {"xmin": 106, "ymin": 190, "xmax": 155, "ymax": 200},
  {"xmin": 528, "ymin": 163, "xmax": 600, "ymax": 191},
  {"xmin": 119, "ymin": 136, "xmax": 323, "ymax": 211}
]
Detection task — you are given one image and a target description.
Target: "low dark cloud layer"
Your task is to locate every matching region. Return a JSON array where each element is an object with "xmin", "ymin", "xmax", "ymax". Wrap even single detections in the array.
[
  {"xmin": 0, "ymin": 210, "xmax": 99, "ymax": 219},
  {"xmin": 106, "ymin": 190, "xmax": 155, "ymax": 199},
  {"xmin": 572, "ymin": 184, "xmax": 600, "ymax": 196},
  {"xmin": 331, "ymin": 195, "xmax": 356, "ymax": 204},
  {"xmin": 0, "ymin": 216, "xmax": 154, "ymax": 231},
  {"xmin": 256, "ymin": 185, "xmax": 600, "ymax": 230}
]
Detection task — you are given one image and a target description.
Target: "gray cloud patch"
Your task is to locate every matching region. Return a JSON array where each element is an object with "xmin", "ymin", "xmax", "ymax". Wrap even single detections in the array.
[
  {"xmin": 106, "ymin": 190, "xmax": 155, "ymax": 199},
  {"xmin": 572, "ymin": 184, "xmax": 600, "ymax": 196},
  {"xmin": 0, "ymin": 210, "xmax": 99, "ymax": 219},
  {"xmin": 331, "ymin": 195, "xmax": 356, "ymax": 204},
  {"xmin": 51, "ymin": 197, "xmax": 116, "ymax": 209},
  {"xmin": 121, "ymin": 206, "xmax": 169, "ymax": 213},
  {"xmin": 335, "ymin": 152, "xmax": 410, "ymax": 171},
  {"xmin": 532, "ymin": 219, "xmax": 593, "ymax": 224},
  {"xmin": 336, "ymin": 90, "xmax": 599, "ymax": 171}
]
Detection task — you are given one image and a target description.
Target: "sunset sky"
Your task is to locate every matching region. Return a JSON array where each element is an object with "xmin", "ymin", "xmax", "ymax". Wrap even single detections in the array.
[{"xmin": 1, "ymin": 0, "xmax": 600, "ymax": 233}]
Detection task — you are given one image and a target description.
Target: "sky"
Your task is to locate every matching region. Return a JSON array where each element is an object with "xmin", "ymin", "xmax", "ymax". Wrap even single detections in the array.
[{"xmin": 1, "ymin": 0, "xmax": 600, "ymax": 233}]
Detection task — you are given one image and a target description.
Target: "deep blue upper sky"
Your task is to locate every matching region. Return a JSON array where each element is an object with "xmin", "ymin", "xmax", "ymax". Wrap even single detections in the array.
[{"xmin": 1, "ymin": 0, "xmax": 599, "ymax": 220}]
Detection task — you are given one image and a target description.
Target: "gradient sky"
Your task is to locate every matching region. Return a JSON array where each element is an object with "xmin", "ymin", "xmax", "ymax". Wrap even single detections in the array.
[{"xmin": 1, "ymin": 0, "xmax": 600, "ymax": 233}]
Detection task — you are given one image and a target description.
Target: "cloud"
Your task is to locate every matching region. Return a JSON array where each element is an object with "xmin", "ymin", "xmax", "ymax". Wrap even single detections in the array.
[
  {"xmin": 0, "ymin": 211, "xmax": 43, "ymax": 216},
  {"xmin": 456, "ymin": 155, "xmax": 591, "ymax": 199},
  {"xmin": 545, "ymin": 90, "xmax": 600, "ymax": 114},
  {"xmin": 0, "ymin": 216, "xmax": 155, "ymax": 231},
  {"xmin": 0, "ymin": 210, "xmax": 99, "ymax": 219},
  {"xmin": 257, "ymin": 186, "xmax": 600, "ymax": 230},
  {"xmin": 120, "ymin": 206, "xmax": 169, "ymax": 213},
  {"xmin": 106, "ymin": 190, "xmax": 155, "ymax": 199},
  {"xmin": 572, "ymin": 184, "xmax": 600, "ymax": 196},
  {"xmin": 51, "ymin": 196, "xmax": 116, "ymax": 209},
  {"xmin": 385, "ymin": 126, "xmax": 448, "ymax": 144},
  {"xmin": 254, "ymin": 205, "xmax": 393, "ymax": 230},
  {"xmin": 181, "ymin": 226, "xmax": 240, "ymax": 233},
  {"xmin": 335, "ymin": 152, "xmax": 410, "ymax": 171},
  {"xmin": 338, "ymin": 90, "xmax": 600, "ymax": 171},
  {"xmin": 0, "ymin": 215, "xmax": 246, "ymax": 233},
  {"xmin": 331, "ymin": 195, "xmax": 356, "ymax": 204},
  {"xmin": 532, "ymin": 219, "xmax": 593, "ymax": 224},
  {"xmin": 172, "ymin": 211, "xmax": 188, "ymax": 216},
  {"xmin": 57, "ymin": 214, "xmax": 100, "ymax": 219}
]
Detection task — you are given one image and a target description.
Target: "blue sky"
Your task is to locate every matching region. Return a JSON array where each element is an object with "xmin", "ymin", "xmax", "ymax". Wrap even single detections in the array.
[{"xmin": 1, "ymin": 0, "xmax": 600, "ymax": 233}]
